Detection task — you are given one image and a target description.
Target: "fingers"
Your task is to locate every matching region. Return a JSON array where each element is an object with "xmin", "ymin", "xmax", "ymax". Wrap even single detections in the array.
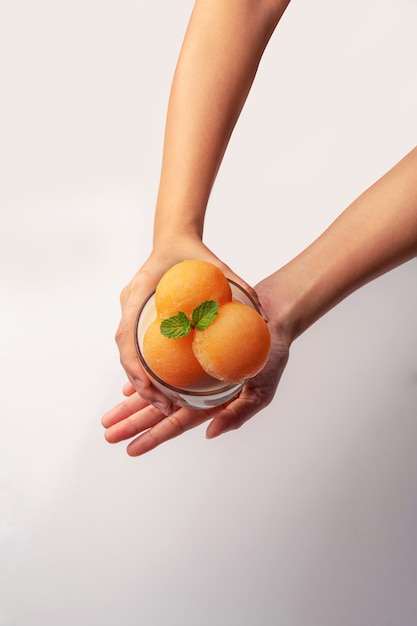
[
  {"xmin": 116, "ymin": 269, "xmax": 159, "ymax": 389},
  {"xmin": 102, "ymin": 391, "xmax": 149, "ymax": 429},
  {"xmin": 115, "ymin": 296, "xmax": 148, "ymax": 390},
  {"xmin": 126, "ymin": 406, "xmax": 214, "ymax": 457},
  {"xmin": 205, "ymin": 386, "xmax": 267, "ymax": 439},
  {"xmin": 106, "ymin": 253, "xmax": 291, "ymax": 458},
  {"xmin": 124, "ymin": 383, "xmax": 268, "ymax": 457},
  {"xmin": 103, "ymin": 376, "xmax": 270, "ymax": 456},
  {"xmin": 102, "ymin": 385, "xmax": 206, "ymax": 452},
  {"xmin": 135, "ymin": 386, "xmax": 174, "ymax": 417},
  {"xmin": 114, "ymin": 254, "xmax": 255, "ymax": 418},
  {"xmin": 116, "ymin": 274, "xmax": 174, "ymax": 415},
  {"xmin": 103, "ymin": 376, "xmax": 273, "ymax": 456},
  {"xmin": 103, "ymin": 328, "xmax": 287, "ymax": 455},
  {"xmin": 205, "ymin": 336, "xmax": 290, "ymax": 438},
  {"xmin": 122, "ymin": 381, "xmax": 136, "ymax": 396},
  {"xmin": 103, "ymin": 382, "xmax": 216, "ymax": 456},
  {"xmin": 105, "ymin": 403, "xmax": 166, "ymax": 445}
]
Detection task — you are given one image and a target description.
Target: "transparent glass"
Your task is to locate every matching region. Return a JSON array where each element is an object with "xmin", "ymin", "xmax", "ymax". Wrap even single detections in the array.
[{"xmin": 134, "ymin": 280, "xmax": 260, "ymax": 410}]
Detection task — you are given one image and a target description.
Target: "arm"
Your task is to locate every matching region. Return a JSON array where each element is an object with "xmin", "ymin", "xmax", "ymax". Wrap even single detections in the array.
[
  {"xmin": 153, "ymin": 0, "xmax": 290, "ymax": 246},
  {"xmin": 257, "ymin": 145, "xmax": 417, "ymax": 344},
  {"xmin": 103, "ymin": 146, "xmax": 417, "ymax": 455},
  {"xmin": 115, "ymin": 0, "xmax": 291, "ymax": 412}
]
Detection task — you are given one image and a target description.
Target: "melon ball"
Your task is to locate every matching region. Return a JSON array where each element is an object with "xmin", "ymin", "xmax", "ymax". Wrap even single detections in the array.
[
  {"xmin": 155, "ymin": 259, "xmax": 232, "ymax": 319},
  {"xmin": 192, "ymin": 301, "xmax": 271, "ymax": 383},
  {"xmin": 142, "ymin": 317, "xmax": 212, "ymax": 389}
]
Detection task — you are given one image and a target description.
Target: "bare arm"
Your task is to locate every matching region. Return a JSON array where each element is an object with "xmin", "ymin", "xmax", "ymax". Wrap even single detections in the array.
[
  {"xmin": 258, "ymin": 145, "xmax": 417, "ymax": 344},
  {"xmin": 115, "ymin": 0, "xmax": 291, "ymax": 412},
  {"xmin": 104, "ymin": 146, "xmax": 417, "ymax": 455},
  {"xmin": 153, "ymin": 0, "xmax": 291, "ymax": 247}
]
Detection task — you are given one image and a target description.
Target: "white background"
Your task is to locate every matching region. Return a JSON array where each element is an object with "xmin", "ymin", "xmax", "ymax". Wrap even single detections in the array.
[{"xmin": 1, "ymin": 1, "xmax": 417, "ymax": 625}]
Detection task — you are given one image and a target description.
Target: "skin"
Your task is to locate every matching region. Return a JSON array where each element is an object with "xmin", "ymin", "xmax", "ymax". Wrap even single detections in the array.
[
  {"xmin": 103, "ymin": 147, "xmax": 417, "ymax": 455},
  {"xmin": 112, "ymin": 0, "xmax": 290, "ymax": 415},
  {"xmin": 258, "ymin": 146, "xmax": 417, "ymax": 344},
  {"xmin": 102, "ymin": 0, "xmax": 417, "ymax": 456}
]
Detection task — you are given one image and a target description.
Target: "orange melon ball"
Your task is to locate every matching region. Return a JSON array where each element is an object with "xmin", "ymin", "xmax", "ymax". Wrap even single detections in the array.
[
  {"xmin": 155, "ymin": 260, "xmax": 232, "ymax": 319},
  {"xmin": 192, "ymin": 301, "xmax": 271, "ymax": 383},
  {"xmin": 142, "ymin": 317, "xmax": 212, "ymax": 389}
]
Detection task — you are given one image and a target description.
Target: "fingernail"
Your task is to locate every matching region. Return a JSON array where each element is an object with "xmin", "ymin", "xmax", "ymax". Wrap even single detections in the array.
[
  {"xmin": 206, "ymin": 429, "xmax": 222, "ymax": 439},
  {"xmin": 206, "ymin": 425, "xmax": 233, "ymax": 439},
  {"xmin": 154, "ymin": 401, "xmax": 173, "ymax": 416}
]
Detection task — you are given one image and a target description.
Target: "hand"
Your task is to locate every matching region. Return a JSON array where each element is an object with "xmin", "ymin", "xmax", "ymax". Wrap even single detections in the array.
[
  {"xmin": 103, "ymin": 280, "xmax": 291, "ymax": 456},
  {"xmin": 114, "ymin": 235, "xmax": 256, "ymax": 415}
]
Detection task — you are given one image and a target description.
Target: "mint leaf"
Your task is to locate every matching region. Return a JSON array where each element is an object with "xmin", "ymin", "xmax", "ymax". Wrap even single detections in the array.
[
  {"xmin": 192, "ymin": 300, "xmax": 218, "ymax": 331},
  {"xmin": 160, "ymin": 312, "xmax": 191, "ymax": 338}
]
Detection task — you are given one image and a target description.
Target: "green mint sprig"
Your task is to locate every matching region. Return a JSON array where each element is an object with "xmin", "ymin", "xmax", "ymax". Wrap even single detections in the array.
[
  {"xmin": 160, "ymin": 300, "xmax": 218, "ymax": 338},
  {"xmin": 160, "ymin": 311, "xmax": 191, "ymax": 338}
]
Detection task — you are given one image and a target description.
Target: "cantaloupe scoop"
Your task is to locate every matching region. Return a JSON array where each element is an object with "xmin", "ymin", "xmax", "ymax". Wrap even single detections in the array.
[{"xmin": 142, "ymin": 260, "xmax": 271, "ymax": 388}]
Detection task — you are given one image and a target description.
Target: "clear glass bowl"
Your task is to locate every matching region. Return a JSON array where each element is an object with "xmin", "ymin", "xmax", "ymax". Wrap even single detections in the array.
[{"xmin": 134, "ymin": 280, "xmax": 260, "ymax": 410}]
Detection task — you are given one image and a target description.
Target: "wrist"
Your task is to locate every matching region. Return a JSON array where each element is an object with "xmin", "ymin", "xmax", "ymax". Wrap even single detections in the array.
[
  {"xmin": 256, "ymin": 250, "xmax": 344, "ymax": 346},
  {"xmin": 256, "ymin": 270, "xmax": 309, "ymax": 347},
  {"xmin": 153, "ymin": 220, "xmax": 203, "ymax": 249}
]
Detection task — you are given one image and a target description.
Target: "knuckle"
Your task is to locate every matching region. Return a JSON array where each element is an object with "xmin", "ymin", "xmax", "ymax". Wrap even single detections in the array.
[
  {"xmin": 119, "ymin": 284, "xmax": 130, "ymax": 305},
  {"xmin": 114, "ymin": 323, "xmax": 128, "ymax": 346}
]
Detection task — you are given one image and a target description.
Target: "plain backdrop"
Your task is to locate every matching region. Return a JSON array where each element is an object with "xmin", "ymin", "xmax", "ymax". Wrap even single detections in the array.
[{"xmin": 1, "ymin": 1, "xmax": 417, "ymax": 625}]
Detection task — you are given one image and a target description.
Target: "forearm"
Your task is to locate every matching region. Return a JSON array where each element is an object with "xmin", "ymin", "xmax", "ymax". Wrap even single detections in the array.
[
  {"xmin": 153, "ymin": 0, "xmax": 290, "ymax": 246},
  {"xmin": 265, "ymin": 146, "xmax": 417, "ymax": 341}
]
